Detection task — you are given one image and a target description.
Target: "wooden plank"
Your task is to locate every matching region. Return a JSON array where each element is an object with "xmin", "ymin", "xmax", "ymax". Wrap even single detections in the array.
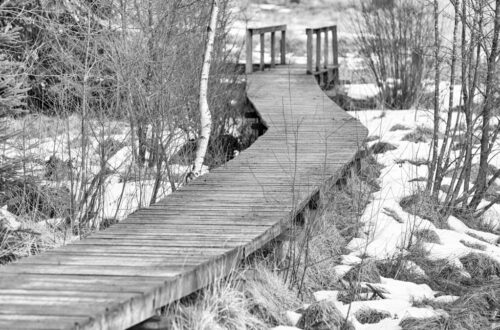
[{"xmin": 249, "ymin": 24, "xmax": 286, "ymax": 35}]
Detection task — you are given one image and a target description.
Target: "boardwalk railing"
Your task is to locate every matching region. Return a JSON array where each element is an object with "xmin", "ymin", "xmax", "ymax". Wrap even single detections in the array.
[
  {"xmin": 246, "ymin": 25, "xmax": 287, "ymax": 74},
  {"xmin": 306, "ymin": 25, "xmax": 339, "ymax": 87}
]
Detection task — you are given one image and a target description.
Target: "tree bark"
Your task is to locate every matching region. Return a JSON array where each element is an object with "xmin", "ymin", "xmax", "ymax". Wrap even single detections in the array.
[
  {"xmin": 191, "ymin": 0, "xmax": 219, "ymax": 177},
  {"xmin": 428, "ymin": 0, "xmax": 441, "ymax": 192},
  {"xmin": 470, "ymin": 0, "xmax": 500, "ymax": 210}
]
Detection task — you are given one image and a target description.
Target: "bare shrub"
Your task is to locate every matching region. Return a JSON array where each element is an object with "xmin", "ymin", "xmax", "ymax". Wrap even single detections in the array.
[{"xmin": 357, "ymin": 0, "xmax": 432, "ymax": 109}]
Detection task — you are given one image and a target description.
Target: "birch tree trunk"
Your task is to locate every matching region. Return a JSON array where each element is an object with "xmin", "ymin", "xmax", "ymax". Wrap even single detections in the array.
[
  {"xmin": 427, "ymin": 0, "xmax": 440, "ymax": 192},
  {"xmin": 191, "ymin": 0, "xmax": 219, "ymax": 177}
]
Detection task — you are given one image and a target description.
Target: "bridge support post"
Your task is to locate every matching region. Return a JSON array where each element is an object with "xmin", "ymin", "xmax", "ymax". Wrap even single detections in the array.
[
  {"xmin": 332, "ymin": 26, "xmax": 339, "ymax": 85},
  {"xmin": 246, "ymin": 29, "xmax": 253, "ymax": 74},
  {"xmin": 306, "ymin": 28, "xmax": 313, "ymax": 74},
  {"xmin": 271, "ymin": 32, "xmax": 276, "ymax": 68},
  {"xmin": 260, "ymin": 33, "xmax": 265, "ymax": 71},
  {"xmin": 280, "ymin": 30, "xmax": 286, "ymax": 65}
]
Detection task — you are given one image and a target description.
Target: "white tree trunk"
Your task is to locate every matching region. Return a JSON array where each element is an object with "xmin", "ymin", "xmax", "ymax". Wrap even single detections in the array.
[{"xmin": 191, "ymin": 0, "xmax": 219, "ymax": 178}]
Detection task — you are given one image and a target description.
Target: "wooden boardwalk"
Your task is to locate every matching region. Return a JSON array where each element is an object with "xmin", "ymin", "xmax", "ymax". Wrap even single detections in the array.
[{"xmin": 0, "ymin": 65, "xmax": 367, "ymax": 330}]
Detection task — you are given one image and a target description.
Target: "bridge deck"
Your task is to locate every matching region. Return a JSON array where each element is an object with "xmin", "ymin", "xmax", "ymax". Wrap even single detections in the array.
[{"xmin": 0, "ymin": 65, "xmax": 367, "ymax": 330}]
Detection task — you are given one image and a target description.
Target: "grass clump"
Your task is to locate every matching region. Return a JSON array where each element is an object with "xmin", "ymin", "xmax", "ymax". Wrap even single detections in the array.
[
  {"xmin": 297, "ymin": 300, "xmax": 355, "ymax": 330},
  {"xmin": 364, "ymin": 135, "xmax": 380, "ymax": 143},
  {"xmin": 459, "ymin": 253, "xmax": 500, "ymax": 280},
  {"xmin": 415, "ymin": 229, "xmax": 441, "ymax": 244},
  {"xmin": 303, "ymin": 220, "xmax": 346, "ymax": 291},
  {"xmin": 245, "ymin": 265, "xmax": 301, "ymax": 326},
  {"xmin": 407, "ymin": 281, "xmax": 500, "ymax": 330},
  {"xmin": 0, "ymin": 223, "xmax": 65, "ymax": 264},
  {"xmin": 390, "ymin": 123, "xmax": 410, "ymax": 131},
  {"xmin": 399, "ymin": 315, "xmax": 448, "ymax": 330},
  {"xmin": 358, "ymin": 154, "xmax": 384, "ymax": 191},
  {"xmin": 343, "ymin": 259, "xmax": 381, "ymax": 283},
  {"xmin": 400, "ymin": 192, "xmax": 447, "ymax": 228},
  {"xmin": 162, "ymin": 278, "xmax": 265, "ymax": 330},
  {"xmin": 402, "ymin": 126, "xmax": 434, "ymax": 143},
  {"xmin": 355, "ymin": 308, "xmax": 391, "ymax": 324},
  {"xmin": 466, "ymin": 232, "xmax": 491, "ymax": 243},
  {"xmin": 369, "ymin": 141, "xmax": 397, "ymax": 154},
  {"xmin": 459, "ymin": 240, "xmax": 487, "ymax": 251}
]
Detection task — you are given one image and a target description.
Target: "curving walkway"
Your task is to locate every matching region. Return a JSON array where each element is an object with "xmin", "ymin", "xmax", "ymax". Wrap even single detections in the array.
[{"xmin": 0, "ymin": 65, "xmax": 367, "ymax": 330}]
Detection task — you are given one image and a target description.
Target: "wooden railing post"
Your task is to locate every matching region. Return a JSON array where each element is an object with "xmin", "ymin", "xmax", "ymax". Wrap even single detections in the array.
[
  {"xmin": 332, "ymin": 26, "xmax": 339, "ymax": 84},
  {"xmin": 280, "ymin": 30, "xmax": 286, "ymax": 65},
  {"xmin": 332, "ymin": 26, "xmax": 338, "ymax": 67},
  {"xmin": 315, "ymin": 31, "xmax": 321, "ymax": 72},
  {"xmin": 306, "ymin": 28, "xmax": 313, "ymax": 74},
  {"xmin": 246, "ymin": 29, "xmax": 253, "ymax": 74},
  {"xmin": 305, "ymin": 25, "xmax": 339, "ymax": 86},
  {"xmin": 270, "ymin": 31, "xmax": 276, "ymax": 68},
  {"xmin": 323, "ymin": 28, "xmax": 329, "ymax": 69},
  {"xmin": 260, "ymin": 33, "xmax": 265, "ymax": 71},
  {"xmin": 246, "ymin": 25, "xmax": 286, "ymax": 74}
]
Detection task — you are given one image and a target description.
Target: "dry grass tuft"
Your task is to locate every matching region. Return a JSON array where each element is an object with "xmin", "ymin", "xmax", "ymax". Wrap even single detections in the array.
[
  {"xmin": 297, "ymin": 300, "xmax": 355, "ymax": 330},
  {"xmin": 399, "ymin": 315, "xmax": 448, "ymax": 330},
  {"xmin": 390, "ymin": 123, "xmax": 411, "ymax": 131},
  {"xmin": 163, "ymin": 277, "xmax": 265, "ymax": 330},
  {"xmin": 459, "ymin": 239, "xmax": 487, "ymax": 251},
  {"xmin": 409, "ymin": 280, "xmax": 500, "ymax": 330},
  {"xmin": 459, "ymin": 253, "xmax": 500, "ymax": 280},
  {"xmin": 466, "ymin": 231, "xmax": 491, "ymax": 243},
  {"xmin": 369, "ymin": 141, "xmax": 397, "ymax": 154},
  {"xmin": 358, "ymin": 154, "xmax": 384, "ymax": 191},
  {"xmin": 0, "ymin": 222, "xmax": 66, "ymax": 264},
  {"xmin": 402, "ymin": 126, "xmax": 434, "ymax": 143},
  {"xmin": 415, "ymin": 229, "xmax": 441, "ymax": 244},
  {"xmin": 355, "ymin": 308, "xmax": 391, "ymax": 324},
  {"xmin": 343, "ymin": 259, "xmax": 381, "ymax": 283},
  {"xmin": 400, "ymin": 192, "xmax": 447, "ymax": 228},
  {"xmin": 303, "ymin": 220, "xmax": 346, "ymax": 291},
  {"xmin": 382, "ymin": 207, "xmax": 404, "ymax": 223},
  {"xmin": 244, "ymin": 265, "xmax": 301, "ymax": 326},
  {"xmin": 364, "ymin": 135, "xmax": 380, "ymax": 143}
]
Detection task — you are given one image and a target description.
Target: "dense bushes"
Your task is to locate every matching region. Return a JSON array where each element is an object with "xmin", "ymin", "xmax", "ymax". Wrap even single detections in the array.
[{"xmin": 357, "ymin": 0, "xmax": 432, "ymax": 109}]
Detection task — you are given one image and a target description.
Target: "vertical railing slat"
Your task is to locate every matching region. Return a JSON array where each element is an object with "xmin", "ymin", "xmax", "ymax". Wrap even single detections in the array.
[
  {"xmin": 260, "ymin": 33, "xmax": 265, "ymax": 71},
  {"xmin": 280, "ymin": 30, "xmax": 286, "ymax": 65},
  {"xmin": 332, "ymin": 26, "xmax": 339, "ymax": 85},
  {"xmin": 246, "ymin": 29, "xmax": 253, "ymax": 74},
  {"xmin": 315, "ymin": 31, "xmax": 321, "ymax": 73},
  {"xmin": 306, "ymin": 28, "xmax": 313, "ymax": 74},
  {"xmin": 323, "ymin": 28, "xmax": 329, "ymax": 69},
  {"xmin": 270, "ymin": 32, "xmax": 276, "ymax": 68}
]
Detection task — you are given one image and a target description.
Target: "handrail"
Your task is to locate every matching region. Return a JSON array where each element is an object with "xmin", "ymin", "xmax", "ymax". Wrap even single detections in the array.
[
  {"xmin": 246, "ymin": 25, "xmax": 287, "ymax": 74},
  {"xmin": 306, "ymin": 25, "xmax": 339, "ymax": 86}
]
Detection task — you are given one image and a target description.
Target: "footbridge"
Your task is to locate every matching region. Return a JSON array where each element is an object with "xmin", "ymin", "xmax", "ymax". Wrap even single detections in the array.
[{"xmin": 0, "ymin": 24, "xmax": 368, "ymax": 330}]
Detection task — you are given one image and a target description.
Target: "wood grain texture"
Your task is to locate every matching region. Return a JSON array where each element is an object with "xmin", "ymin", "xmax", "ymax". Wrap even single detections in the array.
[{"xmin": 0, "ymin": 64, "xmax": 367, "ymax": 330}]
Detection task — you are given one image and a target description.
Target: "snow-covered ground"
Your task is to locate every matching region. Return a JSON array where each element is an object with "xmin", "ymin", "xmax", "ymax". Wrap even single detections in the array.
[{"xmin": 272, "ymin": 92, "xmax": 500, "ymax": 329}]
